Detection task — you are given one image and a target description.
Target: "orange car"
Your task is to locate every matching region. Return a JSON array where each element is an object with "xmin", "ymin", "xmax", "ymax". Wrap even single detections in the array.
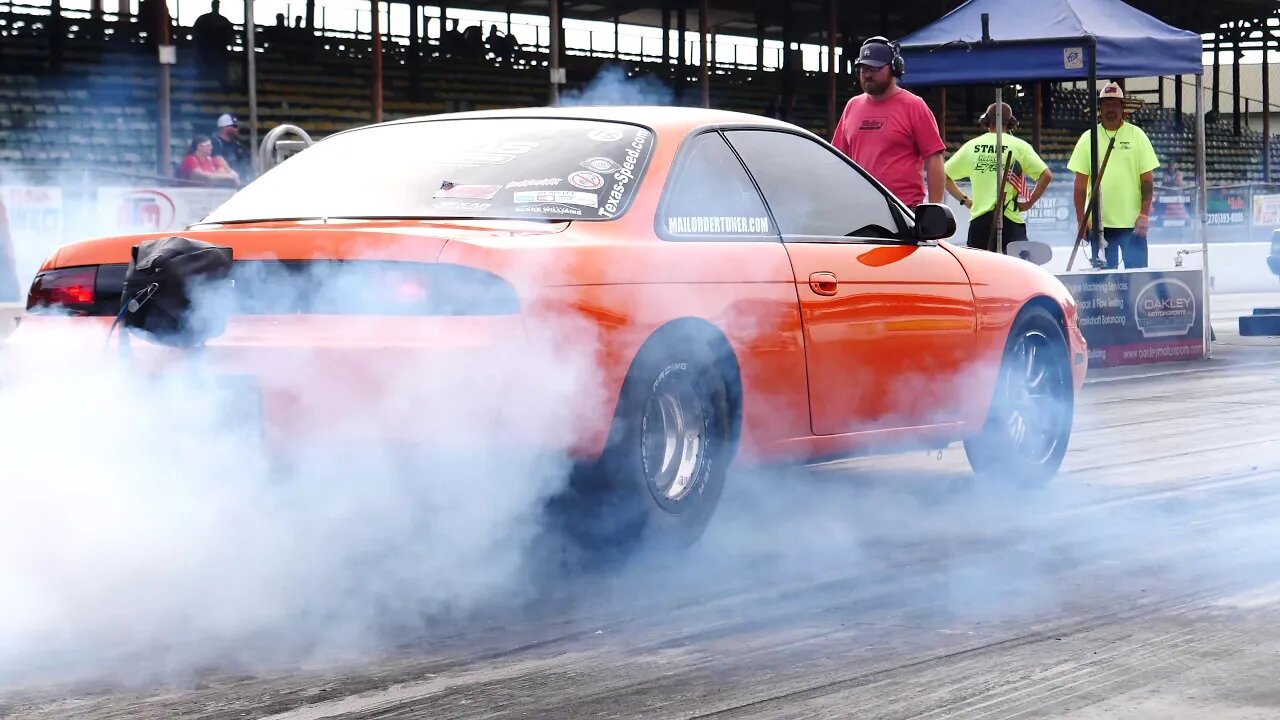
[{"xmin": 10, "ymin": 106, "xmax": 1087, "ymax": 554}]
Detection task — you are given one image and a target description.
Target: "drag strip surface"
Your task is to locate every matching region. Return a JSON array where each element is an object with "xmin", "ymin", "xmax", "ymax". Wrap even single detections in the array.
[{"xmin": 6, "ymin": 357, "xmax": 1280, "ymax": 720}]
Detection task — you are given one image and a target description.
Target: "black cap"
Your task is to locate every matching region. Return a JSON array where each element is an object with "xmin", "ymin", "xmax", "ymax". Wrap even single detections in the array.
[{"xmin": 856, "ymin": 42, "xmax": 894, "ymax": 68}]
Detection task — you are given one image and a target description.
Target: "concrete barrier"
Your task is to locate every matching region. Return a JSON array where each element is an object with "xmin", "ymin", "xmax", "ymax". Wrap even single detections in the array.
[
  {"xmin": 1039, "ymin": 241, "xmax": 1275, "ymax": 295},
  {"xmin": 0, "ymin": 303, "xmax": 21, "ymax": 343}
]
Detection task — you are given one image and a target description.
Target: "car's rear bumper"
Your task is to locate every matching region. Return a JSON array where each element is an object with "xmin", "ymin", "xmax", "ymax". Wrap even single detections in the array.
[{"xmin": 4, "ymin": 314, "xmax": 617, "ymax": 460}]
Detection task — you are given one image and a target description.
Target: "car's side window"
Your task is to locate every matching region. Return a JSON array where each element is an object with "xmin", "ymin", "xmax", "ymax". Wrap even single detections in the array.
[
  {"xmin": 656, "ymin": 131, "xmax": 778, "ymax": 241},
  {"xmin": 722, "ymin": 129, "xmax": 905, "ymax": 240}
]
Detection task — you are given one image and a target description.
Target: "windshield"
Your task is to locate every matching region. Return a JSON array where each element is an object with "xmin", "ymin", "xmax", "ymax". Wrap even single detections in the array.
[{"xmin": 201, "ymin": 117, "xmax": 656, "ymax": 224}]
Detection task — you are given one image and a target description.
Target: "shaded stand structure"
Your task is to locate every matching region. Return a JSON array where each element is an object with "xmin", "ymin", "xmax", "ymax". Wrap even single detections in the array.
[{"xmin": 896, "ymin": 0, "xmax": 1213, "ymax": 366}]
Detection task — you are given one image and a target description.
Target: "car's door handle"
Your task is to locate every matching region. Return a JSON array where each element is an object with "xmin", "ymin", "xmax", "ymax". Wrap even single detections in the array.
[{"xmin": 809, "ymin": 272, "xmax": 839, "ymax": 296}]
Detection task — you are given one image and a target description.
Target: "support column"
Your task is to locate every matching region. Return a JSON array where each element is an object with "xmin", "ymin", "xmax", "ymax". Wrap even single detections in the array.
[
  {"xmin": 827, "ymin": 0, "xmax": 837, "ymax": 133},
  {"xmin": 549, "ymin": 0, "xmax": 562, "ymax": 106},
  {"xmin": 699, "ymin": 0, "xmax": 709, "ymax": 107},
  {"xmin": 371, "ymin": 0, "xmax": 382, "ymax": 122},
  {"xmin": 409, "ymin": 0, "xmax": 420, "ymax": 96},
  {"xmin": 1265, "ymin": 22, "xmax": 1273, "ymax": 182},
  {"xmin": 1233, "ymin": 23, "xmax": 1243, "ymax": 136},
  {"xmin": 1033, "ymin": 82, "xmax": 1042, "ymax": 153},
  {"xmin": 662, "ymin": 3, "xmax": 671, "ymax": 63},
  {"xmin": 1213, "ymin": 31, "xmax": 1221, "ymax": 115},
  {"xmin": 1175, "ymin": 74, "xmax": 1184, "ymax": 131}
]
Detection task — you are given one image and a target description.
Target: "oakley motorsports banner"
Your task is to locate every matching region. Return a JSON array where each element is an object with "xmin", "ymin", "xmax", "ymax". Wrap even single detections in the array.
[{"xmin": 1055, "ymin": 269, "xmax": 1205, "ymax": 368}]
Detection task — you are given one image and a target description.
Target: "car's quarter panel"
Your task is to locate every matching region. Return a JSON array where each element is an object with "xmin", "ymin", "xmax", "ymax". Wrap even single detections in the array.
[
  {"xmin": 436, "ymin": 237, "xmax": 812, "ymax": 464},
  {"xmin": 945, "ymin": 242, "xmax": 1088, "ymax": 427}
]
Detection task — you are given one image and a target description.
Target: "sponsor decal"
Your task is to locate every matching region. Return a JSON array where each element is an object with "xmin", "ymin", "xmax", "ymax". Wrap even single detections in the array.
[
  {"xmin": 581, "ymin": 156, "xmax": 622, "ymax": 174},
  {"xmin": 514, "ymin": 204, "xmax": 583, "ymax": 216},
  {"xmin": 433, "ymin": 199, "xmax": 492, "ymax": 211},
  {"xmin": 424, "ymin": 141, "xmax": 538, "ymax": 167},
  {"xmin": 587, "ymin": 128, "xmax": 624, "ymax": 142},
  {"xmin": 666, "ymin": 216, "xmax": 772, "ymax": 234},
  {"xmin": 598, "ymin": 128, "xmax": 652, "ymax": 218},
  {"xmin": 1134, "ymin": 278, "xmax": 1196, "ymax": 338},
  {"xmin": 433, "ymin": 183, "xmax": 501, "ymax": 200},
  {"xmin": 513, "ymin": 190, "xmax": 598, "ymax": 208},
  {"xmin": 505, "ymin": 178, "xmax": 562, "ymax": 189},
  {"xmin": 1064, "ymin": 47, "xmax": 1084, "ymax": 70},
  {"xmin": 568, "ymin": 170, "xmax": 604, "ymax": 190}
]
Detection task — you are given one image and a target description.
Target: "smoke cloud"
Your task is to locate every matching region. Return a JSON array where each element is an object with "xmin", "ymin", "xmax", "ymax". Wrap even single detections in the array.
[
  {"xmin": 0, "ymin": 246, "xmax": 612, "ymax": 690},
  {"xmin": 559, "ymin": 63, "xmax": 676, "ymax": 107}
]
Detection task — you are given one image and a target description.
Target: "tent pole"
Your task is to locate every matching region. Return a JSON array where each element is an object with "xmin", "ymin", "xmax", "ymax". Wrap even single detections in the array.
[
  {"xmin": 246, "ymin": 0, "xmax": 258, "ymax": 174},
  {"xmin": 1196, "ymin": 72, "xmax": 1211, "ymax": 359},
  {"xmin": 1087, "ymin": 38, "xmax": 1100, "ymax": 267},
  {"xmin": 995, "ymin": 84, "xmax": 1004, "ymax": 253}
]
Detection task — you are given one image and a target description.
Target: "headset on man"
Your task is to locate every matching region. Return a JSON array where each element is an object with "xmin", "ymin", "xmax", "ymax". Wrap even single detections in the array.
[{"xmin": 859, "ymin": 36, "xmax": 905, "ymax": 77}]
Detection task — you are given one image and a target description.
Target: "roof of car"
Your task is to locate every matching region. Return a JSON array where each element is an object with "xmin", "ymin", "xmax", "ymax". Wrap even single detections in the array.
[{"xmin": 374, "ymin": 105, "xmax": 798, "ymax": 137}]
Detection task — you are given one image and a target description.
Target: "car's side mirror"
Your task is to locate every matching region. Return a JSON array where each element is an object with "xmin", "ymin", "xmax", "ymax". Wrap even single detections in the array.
[{"xmin": 913, "ymin": 203, "xmax": 956, "ymax": 242}]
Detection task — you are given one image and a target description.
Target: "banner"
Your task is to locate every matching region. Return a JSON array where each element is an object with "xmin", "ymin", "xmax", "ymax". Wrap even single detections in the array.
[
  {"xmin": 1205, "ymin": 185, "xmax": 1250, "ymax": 226},
  {"xmin": 1056, "ymin": 269, "xmax": 1205, "ymax": 368},
  {"xmin": 1, "ymin": 185, "xmax": 65, "ymax": 299},
  {"xmin": 0, "ymin": 185, "xmax": 63, "ymax": 244},
  {"xmin": 95, "ymin": 186, "xmax": 236, "ymax": 235},
  {"xmin": 1022, "ymin": 184, "xmax": 1075, "ymax": 234},
  {"xmin": 1253, "ymin": 193, "xmax": 1280, "ymax": 227}
]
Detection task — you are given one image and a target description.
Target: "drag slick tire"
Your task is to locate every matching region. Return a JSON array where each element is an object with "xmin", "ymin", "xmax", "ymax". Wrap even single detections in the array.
[
  {"xmin": 559, "ymin": 327, "xmax": 738, "ymax": 564},
  {"xmin": 963, "ymin": 305, "xmax": 1074, "ymax": 485}
]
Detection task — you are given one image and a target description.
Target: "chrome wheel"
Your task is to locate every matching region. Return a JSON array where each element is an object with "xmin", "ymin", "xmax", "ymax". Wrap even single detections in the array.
[
  {"xmin": 640, "ymin": 377, "xmax": 708, "ymax": 508},
  {"xmin": 996, "ymin": 329, "xmax": 1069, "ymax": 466}
]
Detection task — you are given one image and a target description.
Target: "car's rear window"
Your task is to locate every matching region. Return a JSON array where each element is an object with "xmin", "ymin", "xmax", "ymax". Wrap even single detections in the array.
[{"xmin": 201, "ymin": 117, "xmax": 656, "ymax": 224}]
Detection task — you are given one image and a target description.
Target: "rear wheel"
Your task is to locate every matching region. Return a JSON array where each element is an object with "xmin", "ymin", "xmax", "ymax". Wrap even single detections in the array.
[
  {"xmin": 559, "ymin": 329, "xmax": 737, "ymax": 564},
  {"xmin": 963, "ymin": 306, "xmax": 1074, "ymax": 485}
]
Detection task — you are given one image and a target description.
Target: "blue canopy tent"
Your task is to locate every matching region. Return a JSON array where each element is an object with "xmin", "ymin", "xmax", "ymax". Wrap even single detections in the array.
[
  {"xmin": 895, "ymin": 0, "xmax": 1204, "ymax": 85},
  {"xmin": 895, "ymin": 0, "xmax": 1211, "ymax": 357}
]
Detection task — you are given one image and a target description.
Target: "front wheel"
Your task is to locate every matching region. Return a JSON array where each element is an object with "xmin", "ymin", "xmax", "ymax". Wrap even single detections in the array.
[
  {"xmin": 558, "ymin": 330, "xmax": 737, "ymax": 563},
  {"xmin": 963, "ymin": 306, "xmax": 1074, "ymax": 485}
]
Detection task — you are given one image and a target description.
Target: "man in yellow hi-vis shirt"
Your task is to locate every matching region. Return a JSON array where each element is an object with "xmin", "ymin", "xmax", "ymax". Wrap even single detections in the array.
[
  {"xmin": 944, "ymin": 102, "xmax": 1053, "ymax": 253},
  {"xmin": 1068, "ymin": 82, "xmax": 1159, "ymax": 269}
]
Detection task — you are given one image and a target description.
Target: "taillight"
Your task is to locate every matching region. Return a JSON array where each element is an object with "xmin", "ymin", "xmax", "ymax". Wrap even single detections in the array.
[{"xmin": 26, "ymin": 267, "xmax": 98, "ymax": 314}]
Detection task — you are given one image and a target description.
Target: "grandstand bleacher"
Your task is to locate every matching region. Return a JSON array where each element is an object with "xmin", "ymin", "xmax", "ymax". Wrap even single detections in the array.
[{"xmin": 1, "ymin": 10, "xmax": 1278, "ymax": 189}]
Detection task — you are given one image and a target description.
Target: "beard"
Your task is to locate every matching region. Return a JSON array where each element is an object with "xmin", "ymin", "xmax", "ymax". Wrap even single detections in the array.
[{"xmin": 860, "ymin": 76, "xmax": 886, "ymax": 95}]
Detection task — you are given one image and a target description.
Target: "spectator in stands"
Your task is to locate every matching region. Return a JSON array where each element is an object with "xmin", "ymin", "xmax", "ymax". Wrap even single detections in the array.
[
  {"xmin": 179, "ymin": 134, "xmax": 240, "ymax": 186},
  {"xmin": 1068, "ymin": 82, "xmax": 1159, "ymax": 270},
  {"xmin": 137, "ymin": 0, "xmax": 172, "ymax": 51},
  {"xmin": 462, "ymin": 24, "xmax": 485, "ymax": 58},
  {"xmin": 831, "ymin": 36, "xmax": 945, "ymax": 208},
  {"xmin": 441, "ymin": 19, "xmax": 464, "ymax": 57},
  {"xmin": 211, "ymin": 113, "xmax": 252, "ymax": 181},
  {"xmin": 0, "ymin": 195, "xmax": 18, "ymax": 302},
  {"xmin": 944, "ymin": 102, "xmax": 1053, "ymax": 252},
  {"xmin": 486, "ymin": 26, "xmax": 516, "ymax": 63},
  {"xmin": 193, "ymin": 0, "xmax": 236, "ymax": 90}
]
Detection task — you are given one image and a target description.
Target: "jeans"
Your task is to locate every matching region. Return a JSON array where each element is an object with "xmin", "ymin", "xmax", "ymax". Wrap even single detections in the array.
[{"xmin": 1090, "ymin": 227, "xmax": 1148, "ymax": 269}]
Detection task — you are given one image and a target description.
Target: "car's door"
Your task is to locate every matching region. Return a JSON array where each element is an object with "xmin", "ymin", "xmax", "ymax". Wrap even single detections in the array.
[{"xmin": 722, "ymin": 128, "xmax": 977, "ymax": 436}]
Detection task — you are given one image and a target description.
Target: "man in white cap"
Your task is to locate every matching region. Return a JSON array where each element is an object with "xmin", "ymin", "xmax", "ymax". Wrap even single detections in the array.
[
  {"xmin": 211, "ymin": 113, "xmax": 251, "ymax": 182},
  {"xmin": 1068, "ymin": 82, "xmax": 1159, "ymax": 269}
]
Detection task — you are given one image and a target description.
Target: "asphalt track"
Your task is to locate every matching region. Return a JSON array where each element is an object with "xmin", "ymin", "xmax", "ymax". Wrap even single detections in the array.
[{"xmin": 7, "ymin": 294, "xmax": 1280, "ymax": 719}]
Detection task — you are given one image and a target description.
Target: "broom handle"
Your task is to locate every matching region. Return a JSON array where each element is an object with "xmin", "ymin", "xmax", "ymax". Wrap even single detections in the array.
[{"xmin": 1066, "ymin": 133, "xmax": 1118, "ymax": 271}]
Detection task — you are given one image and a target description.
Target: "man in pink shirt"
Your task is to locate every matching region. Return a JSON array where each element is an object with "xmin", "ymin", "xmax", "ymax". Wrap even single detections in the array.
[{"xmin": 831, "ymin": 37, "xmax": 946, "ymax": 209}]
